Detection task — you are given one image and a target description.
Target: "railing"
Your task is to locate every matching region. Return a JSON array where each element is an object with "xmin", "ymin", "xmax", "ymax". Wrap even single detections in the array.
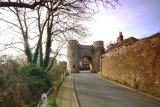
[{"xmin": 37, "ymin": 71, "xmax": 68, "ymax": 107}]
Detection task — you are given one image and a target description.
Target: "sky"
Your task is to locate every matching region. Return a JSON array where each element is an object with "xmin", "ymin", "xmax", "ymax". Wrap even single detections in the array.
[
  {"xmin": 0, "ymin": 0, "xmax": 160, "ymax": 61},
  {"xmin": 83, "ymin": 0, "xmax": 160, "ymax": 46}
]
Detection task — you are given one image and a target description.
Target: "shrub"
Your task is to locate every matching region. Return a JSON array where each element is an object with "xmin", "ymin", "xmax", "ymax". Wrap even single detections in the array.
[
  {"xmin": 49, "ymin": 61, "xmax": 67, "ymax": 81},
  {"xmin": 17, "ymin": 63, "xmax": 52, "ymax": 105},
  {"xmin": 134, "ymin": 82, "xmax": 139, "ymax": 89},
  {"xmin": 133, "ymin": 79, "xmax": 139, "ymax": 89},
  {"xmin": 0, "ymin": 55, "xmax": 52, "ymax": 107}
]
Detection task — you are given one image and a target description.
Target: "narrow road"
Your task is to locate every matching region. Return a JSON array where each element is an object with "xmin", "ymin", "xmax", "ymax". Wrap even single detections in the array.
[{"xmin": 74, "ymin": 70, "xmax": 160, "ymax": 107}]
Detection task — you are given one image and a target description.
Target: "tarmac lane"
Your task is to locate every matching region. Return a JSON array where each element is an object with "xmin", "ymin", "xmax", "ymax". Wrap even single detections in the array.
[{"xmin": 74, "ymin": 70, "xmax": 160, "ymax": 107}]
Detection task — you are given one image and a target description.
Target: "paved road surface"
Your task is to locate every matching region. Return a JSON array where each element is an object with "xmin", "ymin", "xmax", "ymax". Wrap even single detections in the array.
[{"xmin": 74, "ymin": 70, "xmax": 160, "ymax": 107}]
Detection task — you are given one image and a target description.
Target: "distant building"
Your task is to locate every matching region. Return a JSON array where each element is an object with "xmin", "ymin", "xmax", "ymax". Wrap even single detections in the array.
[{"xmin": 107, "ymin": 32, "xmax": 138, "ymax": 50}]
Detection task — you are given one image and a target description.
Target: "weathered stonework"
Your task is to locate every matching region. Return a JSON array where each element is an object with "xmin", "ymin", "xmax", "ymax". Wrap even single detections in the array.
[
  {"xmin": 67, "ymin": 40, "xmax": 104, "ymax": 73},
  {"xmin": 100, "ymin": 33, "xmax": 160, "ymax": 97}
]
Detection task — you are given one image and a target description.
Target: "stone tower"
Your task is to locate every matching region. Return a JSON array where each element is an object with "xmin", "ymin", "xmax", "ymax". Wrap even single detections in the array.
[
  {"xmin": 67, "ymin": 40, "xmax": 105, "ymax": 73},
  {"xmin": 91, "ymin": 41, "xmax": 105, "ymax": 73},
  {"xmin": 67, "ymin": 40, "xmax": 80, "ymax": 73}
]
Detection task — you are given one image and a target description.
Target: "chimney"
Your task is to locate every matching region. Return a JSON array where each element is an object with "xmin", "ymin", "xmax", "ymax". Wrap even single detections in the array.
[{"xmin": 117, "ymin": 32, "xmax": 123, "ymax": 42}]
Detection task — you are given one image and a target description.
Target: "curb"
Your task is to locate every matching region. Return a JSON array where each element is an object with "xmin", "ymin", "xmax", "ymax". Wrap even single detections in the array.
[
  {"xmin": 94, "ymin": 73, "xmax": 160, "ymax": 101},
  {"xmin": 72, "ymin": 74, "xmax": 80, "ymax": 107}
]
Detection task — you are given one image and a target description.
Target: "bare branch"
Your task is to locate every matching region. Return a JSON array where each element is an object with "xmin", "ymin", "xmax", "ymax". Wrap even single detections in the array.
[{"xmin": 0, "ymin": 0, "xmax": 45, "ymax": 9}]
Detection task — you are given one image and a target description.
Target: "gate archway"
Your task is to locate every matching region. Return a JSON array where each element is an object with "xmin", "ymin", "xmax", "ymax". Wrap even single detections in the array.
[{"xmin": 80, "ymin": 56, "xmax": 92, "ymax": 70}]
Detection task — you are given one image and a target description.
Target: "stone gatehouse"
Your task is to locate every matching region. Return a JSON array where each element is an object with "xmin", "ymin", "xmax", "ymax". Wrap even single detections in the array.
[{"xmin": 67, "ymin": 40, "xmax": 105, "ymax": 73}]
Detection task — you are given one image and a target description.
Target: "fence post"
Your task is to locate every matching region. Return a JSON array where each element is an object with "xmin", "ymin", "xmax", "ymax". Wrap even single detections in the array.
[
  {"xmin": 42, "ymin": 93, "xmax": 48, "ymax": 107},
  {"xmin": 53, "ymin": 81, "xmax": 57, "ymax": 97},
  {"xmin": 61, "ymin": 73, "xmax": 64, "ymax": 81},
  {"xmin": 64, "ymin": 71, "xmax": 66, "ymax": 77}
]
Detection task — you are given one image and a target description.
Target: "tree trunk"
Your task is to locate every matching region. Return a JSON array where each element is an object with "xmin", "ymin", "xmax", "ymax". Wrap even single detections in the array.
[
  {"xmin": 43, "ymin": 29, "xmax": 52, "ymax": 69},
  {"xmin": 45, "ymin": 53, "xmax": 58, "ymax": 72},
  {"xmin": 43, "ymin": 15, "xmax": 53, "ymax": 69},
  {"xmin": 23, "ymin": 35, "xmax": 32, "ymax": 63},
  {"xmin": 33, "ymin": 36, "xmax": 42, "ymax": 64},
  {"xmin": 39, "ymin": 42, "xmax": 43, "ymax": 67}
]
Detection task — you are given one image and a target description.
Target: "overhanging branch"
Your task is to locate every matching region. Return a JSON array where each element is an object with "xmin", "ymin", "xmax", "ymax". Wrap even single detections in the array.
[{"xmin": 0, "ymin": 0, "xmax": 45, "ymax": 9}]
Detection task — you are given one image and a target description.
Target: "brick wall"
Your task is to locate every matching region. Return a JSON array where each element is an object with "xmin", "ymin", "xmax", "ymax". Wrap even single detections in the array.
[{"xmin": 100, "ymin": 33, "xmax": 160, "ymax": 97}]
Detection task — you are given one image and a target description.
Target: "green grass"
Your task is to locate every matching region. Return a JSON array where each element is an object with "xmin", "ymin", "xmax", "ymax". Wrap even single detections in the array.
[{"xmin": 48, "ymin": 98, "xmax": 57, "ymax": 107}]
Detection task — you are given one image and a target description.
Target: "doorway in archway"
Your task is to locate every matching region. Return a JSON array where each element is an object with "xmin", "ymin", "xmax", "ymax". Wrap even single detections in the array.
[{"xmin": 79, "ymin": 56, "xmax": 92, "ymax": 71}]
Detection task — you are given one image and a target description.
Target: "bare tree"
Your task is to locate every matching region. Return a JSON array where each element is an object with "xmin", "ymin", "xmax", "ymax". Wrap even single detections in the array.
[
  {"xmin": 0, "ymin": 0, "xmax": 120, "ymax": 71},
  {"xmin": 0, "ymin": 1, "xmax": 89, "ymax": 71}
]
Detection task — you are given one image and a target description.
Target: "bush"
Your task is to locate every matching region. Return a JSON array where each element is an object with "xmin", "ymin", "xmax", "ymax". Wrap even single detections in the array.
[
  {"xmin": 134, "ymin": 82, "xmax": 139, "ymax": 89},
  {"xmin": 133, "ymin": 79, "xmax": 139, "ymax": 89},
  {"xmin": 0, "ymin": 55, "xmax": 52, "ymax": 107},
  {"xmin": 0, "ymin": 58, "xmax": 30, "ymax": 107},
  {"xmin": 49, "ymin": 61, "xmax": 67, "ymax": 81},
  {"xmin": 18, "ymin": 63, "xmax": 52, "ymax": 105}
]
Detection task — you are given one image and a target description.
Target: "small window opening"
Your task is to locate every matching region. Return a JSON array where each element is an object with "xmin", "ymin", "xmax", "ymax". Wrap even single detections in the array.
[{"xmin": 73, "ymin": 65, "xmax": 75, "ymax": 68}]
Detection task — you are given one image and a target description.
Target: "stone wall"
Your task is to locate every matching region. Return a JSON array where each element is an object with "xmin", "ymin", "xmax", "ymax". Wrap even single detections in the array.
[
  {"xmin": 79, "ymin": 45, "xmax": 92, "ymax": 58},
  {"xmin": 100, "ymin": 33, "xmax": 160, "ymax": 97}
]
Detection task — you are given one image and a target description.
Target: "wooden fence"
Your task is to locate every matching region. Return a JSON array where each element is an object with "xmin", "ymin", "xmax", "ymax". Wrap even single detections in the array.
[{"xmin": 37, "ymin": 71, "xmax": 68, "ymax": 107}]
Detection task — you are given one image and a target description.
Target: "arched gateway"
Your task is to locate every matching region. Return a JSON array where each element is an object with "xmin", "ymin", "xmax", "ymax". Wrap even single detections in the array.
[{"xmin": 67, "ymin": 40, "xmax": 105, "ymax": 73}]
